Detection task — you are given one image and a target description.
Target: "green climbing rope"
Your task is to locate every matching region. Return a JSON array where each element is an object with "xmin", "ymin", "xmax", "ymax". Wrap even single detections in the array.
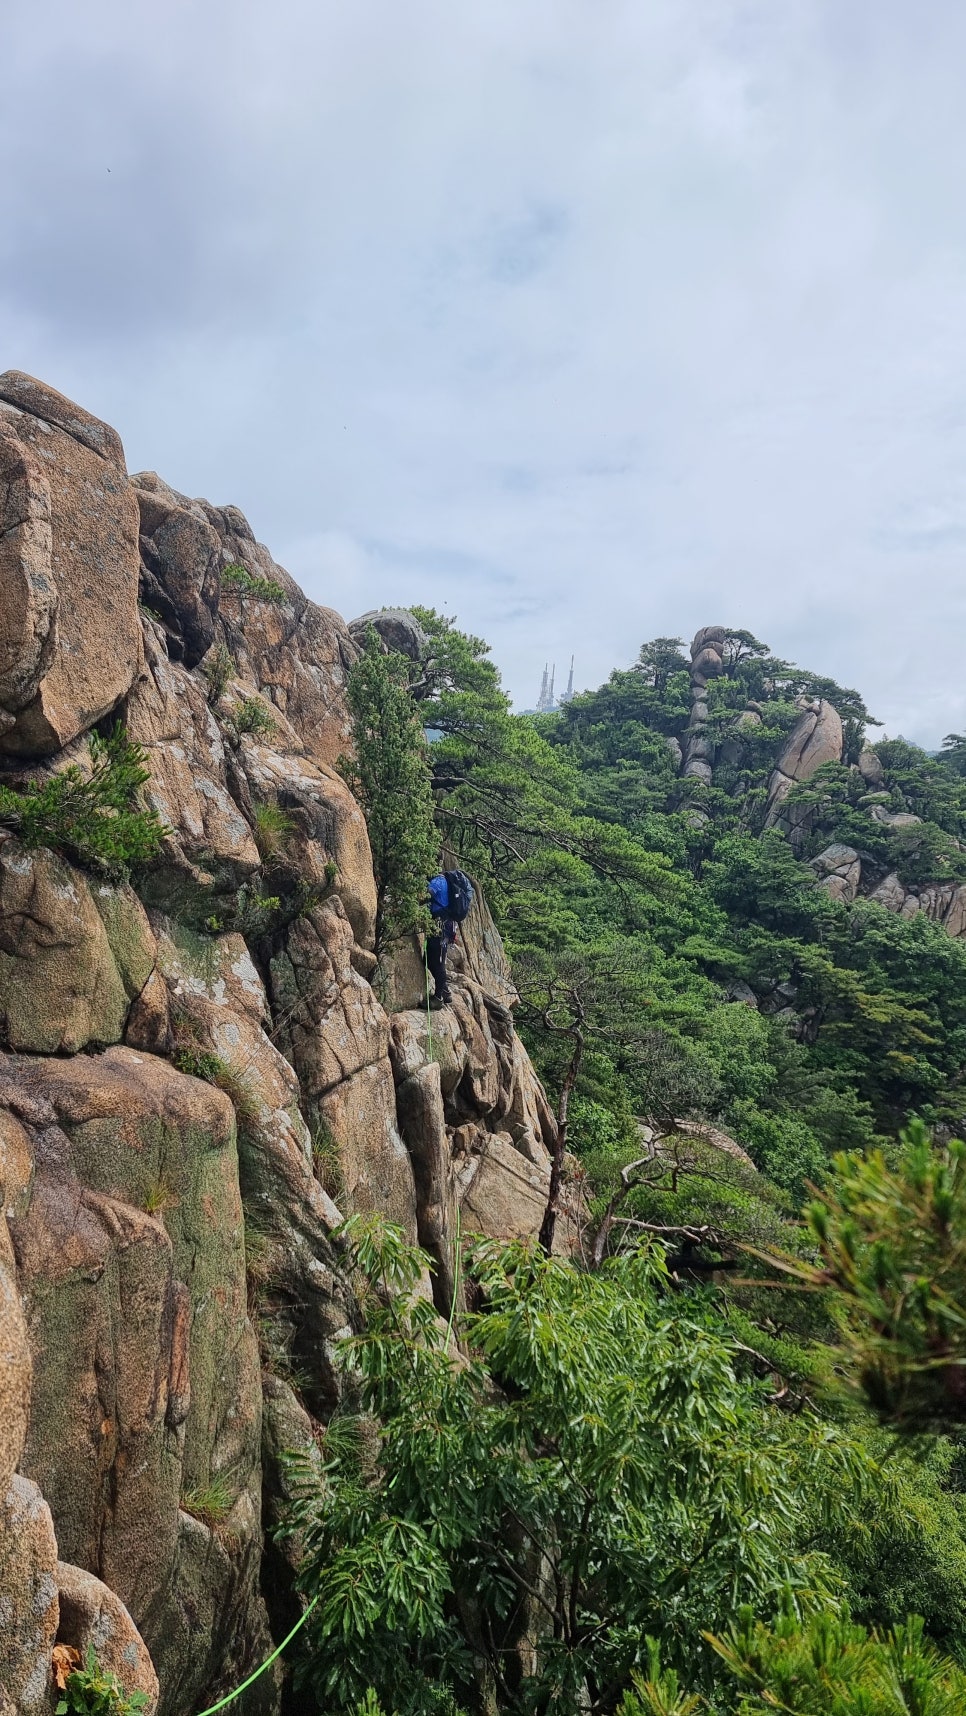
[
  {"xmin": 194, "ymin": 947, "xmax": 445, "ymax": 1713},
  {"xmin": 445, "ymin": 1202, "xmax": 462, "ymax": 1352},
  {"xmin": 194, "ymin": 1595, "xmax": 319, "ymax": 1715},
  {"xmin": 425, "ymin": 948, "xmax": 434, "ymax": 1065}
]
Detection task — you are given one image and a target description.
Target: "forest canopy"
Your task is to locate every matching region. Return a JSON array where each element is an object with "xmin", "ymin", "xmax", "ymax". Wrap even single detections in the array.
[{"xmin": 321, "ymin": 613, "xmax": 966, "ymax": 1715}]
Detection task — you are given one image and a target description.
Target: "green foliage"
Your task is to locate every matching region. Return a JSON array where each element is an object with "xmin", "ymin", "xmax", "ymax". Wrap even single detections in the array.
[
  {"xmin": 172, "ymin": 1045, "xmax": 227, "ymax": 1084},
  {"xmin": 310, "ymin": 1114, "xmax": 345, "ymax": 1200},
  {"xmin": 763, "ymin": 1119, "xmax": 966, "ymax": 1432},
  {"xmin": 251, "ymin": 799, "xmax": 294, "ymax": 859},
  {"xmin": 55, "ymin": 1646, "xmax": 149, "ymax": 1715},
  {"xmin": 180, "ymin": 1473, "xmax": 234, "ymax": 1527},
  {"xmin": 0, "ymin": 724, "xmax": 166, "ymax": 874},
  {"xmin": 281, "ymin": 1218, "xmax": 873, "ymax": 1716},
  {"xmin": 708, "ymin": 1600, "xmax": 966, "ymax": 1714},
  {"xmin": 143, "ymin": 1177, "xmax": 178, "ymax": 1217},
  {"xmin": 235, "ymin": 694, "xmax": 278, "ymax": 737},
  {"xmin": 221, "ymin": 561, "xmax": 287, "ymax": 603},
  {"xmin": 817, "ymin": 1432, "xmax": 966, "ymax": 1660},
  {"xmin": 227, "ymin": 884, "xmax": 282, "ymax": 936},
  {"xmin": 203, "ymin": 642, "xmax": 234, "ymax": 704},
  {"xmin": 617, "ymin": 1640, "xmax": 704, "ymax": 1716},
  {"xmin": 339, "ymin": 627, "xmax": 438, "ymax": 955},
  {"xmin": 280, "ymin": 613, "xmax": 966, "ymax": 1706}
]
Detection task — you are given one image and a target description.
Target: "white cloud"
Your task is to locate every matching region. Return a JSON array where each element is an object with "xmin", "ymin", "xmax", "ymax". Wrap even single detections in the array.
[{"xmin": 3, "ymin": 0, "xmax": 966, "ymax": 741}]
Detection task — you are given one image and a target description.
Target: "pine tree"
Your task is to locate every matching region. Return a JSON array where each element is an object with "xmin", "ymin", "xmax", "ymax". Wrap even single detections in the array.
[{"xmin": 339, "ymin": 628, "xmax": 438, "ymax": 958}]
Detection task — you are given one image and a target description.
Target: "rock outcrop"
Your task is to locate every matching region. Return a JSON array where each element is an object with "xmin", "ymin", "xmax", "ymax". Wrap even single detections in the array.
[
  {"xmin": 764, "ymin": 699, "xmax": 844, "ymax": 832},
  {"xmin": 0, "ymin": 373, "xmax": 142, "ymax": 757},
  {"xmin": 681, "ymin": 626, "xmax": 726, "ymax": 784},
  {"xmin": 0, "ymin": 378, "xmax": 567, "ymax": 1715}
]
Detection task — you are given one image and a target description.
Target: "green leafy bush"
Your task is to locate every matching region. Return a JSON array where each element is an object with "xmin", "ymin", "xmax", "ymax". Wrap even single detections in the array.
[
  {"xmin": 172, "ymin": 1045, "xmax": 226, "ymax": 1084},
  {"xmin": 235, "ymin": 695, "xmax": 278, "ymax": 737},
  {"xmin": 760, "ymin": 1119, "xmax": 966, "ymax": 1432},
  {"xmin": 221, "ymin": 562, "xmax": 287, "ymax": 603},
  {"xmin": 202, "ymin": 642, "xmax": 234, "ymax": 704},
  {"xmin": 0, "ymin": 725, "xmax": 166, "ymax": 873},
  {"xmin": 706, "ymin": 1600, "xmax": 966, "ymax": 1715},
  {"xmin": 55, "ymin": 1645, "xmax": 149, "ymax": 1715},
  {"xmin": 281, "ymin": 1218, "xmax": 870, "ymax": 1716}
]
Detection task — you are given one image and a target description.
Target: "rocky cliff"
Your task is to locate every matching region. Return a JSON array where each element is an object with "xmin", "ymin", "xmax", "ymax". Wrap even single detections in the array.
[{"xmin": 0, "ymin": 376, "xmax": 567, "ymax": 1715}]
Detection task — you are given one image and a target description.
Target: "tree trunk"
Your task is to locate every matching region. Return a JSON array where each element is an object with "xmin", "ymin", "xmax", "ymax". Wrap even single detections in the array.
[{"xmin": 538, "ymin": 1028, "xmax": 583, "ymax": 1256}]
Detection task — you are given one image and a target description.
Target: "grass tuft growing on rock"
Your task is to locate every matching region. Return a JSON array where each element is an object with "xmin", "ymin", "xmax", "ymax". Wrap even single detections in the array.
[
  {"xmin": 181, "ymin": 1474, "xmax": 234, "ymax": 1528},
  {"xmin": 252, "ymin": 800, "xmax": 294, "ymax": 860},
  {"xmin": 143, "ymin": 1178, "xmax": 179, "ymax": 1217},
  {"xmin": 310, "ymin": 1115, "xmax": 345, "ymax": 1201}
]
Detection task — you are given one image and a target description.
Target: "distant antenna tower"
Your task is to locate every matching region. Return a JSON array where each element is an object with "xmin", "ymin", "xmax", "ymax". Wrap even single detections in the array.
[
  {"xmin": 548, "ymin": 663, "xmax": 556, "ymax": 707},
  {"xmin": 536, "ymin": 663, "xmax": 550, "ymax": 712},
  {"xmin": 558, "ymin": 656, "xmax": 575, "ymax": 705}
]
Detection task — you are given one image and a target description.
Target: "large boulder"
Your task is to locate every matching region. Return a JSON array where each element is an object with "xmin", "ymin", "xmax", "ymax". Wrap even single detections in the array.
[
  {"xmin": 348, "ymin": 607, "xmax": 428, "ymax": 661},
  {"xmin": 454, "ymin": 1128, "xmax": 575, "ymax": 1254},
  {"xmin": 0, "ymin": 840, "xmax": 157, "ymax": 1054},
  {"xmin": 4, "ymin": 1047, "xmax": 267, "ymax": 1710},
  {"xmin": 153, "ymin": 922, "xmax": 354, "ymax": 1416},
  {"xmin": 316, "ymin": 1059, "xmax": 419, "ymax": 1239},
  {"xmin": 217, "ymin": 543, "xmax": 357, "ymax": 771},
  {"xmin": 764, "ymin": 700, "xmax": 843, "ymax": 831},
  {"xmin": 56, "ymin": 1561, "xmax": 158, "ymax": 1713},
  {"xmin": 689, "ymin": 626, "xmax": 727, "ymax": 687},
  {"xmin": 0, "ymin": 1475, "xmax": 60, "ymax": 1714},
  {"xmin": 237, "ymin": 733, "xmax": 376, "ymax": 947},
  {"xmin": 0, "ymin": 373, "xmax": 142, "ymax": 755},
  {"xmin": 858, "ymin": 745, "xmax": 885, "ymax": 787},
  {"xmin": 396, "ymin": 1062, "xmax": 460, "ymax": 1314},
  {"xmin": 811, "ymin": 843, "xmax": 862, "ymax": 904},
  {"xmin": 269, "ymin": 900, "xmax": 388, "ymax": 1100}
]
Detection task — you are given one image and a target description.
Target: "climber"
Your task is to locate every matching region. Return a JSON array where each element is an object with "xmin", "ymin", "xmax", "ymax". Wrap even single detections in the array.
[{"xmin": 425, "ymin": 868, "xmax": 475, "ymax": 1007}]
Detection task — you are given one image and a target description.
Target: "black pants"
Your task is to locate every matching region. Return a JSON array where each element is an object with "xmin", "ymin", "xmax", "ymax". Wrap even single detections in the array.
[{"xmin": 425, "ymin": 932, "xmax": 451, "ymax": 1001}]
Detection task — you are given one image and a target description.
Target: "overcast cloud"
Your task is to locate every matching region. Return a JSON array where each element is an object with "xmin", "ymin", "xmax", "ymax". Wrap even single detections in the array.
[{"xmin": 4, "ymin": 0, "xmax": 966, "ymax": 740}]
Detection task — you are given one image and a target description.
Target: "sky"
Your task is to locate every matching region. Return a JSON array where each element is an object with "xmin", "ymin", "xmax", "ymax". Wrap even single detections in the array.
[{"xmin": 3, "ymin": 1, "xmax": 966, "ymax": 742}]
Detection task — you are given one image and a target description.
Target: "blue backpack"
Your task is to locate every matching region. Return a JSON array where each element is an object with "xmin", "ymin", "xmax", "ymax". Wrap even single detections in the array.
[
  {"xmin": 428, "ymin": 870, "xmax": 475, "ymax": 923},
  {"xmin": 428, "ymin": 875, "xmax": 449, "ymax": 917},
  {"xmin": 444, "ymin": 868, "xmax": 474, "ymax": 924}
]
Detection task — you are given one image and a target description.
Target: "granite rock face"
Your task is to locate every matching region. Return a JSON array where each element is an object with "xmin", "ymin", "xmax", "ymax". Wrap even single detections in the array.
[
  {"xmin": 0, "ymin": 841, "xmax": 156, "ymax": 1054},
  {"xmin": 764, "ymin": 700, "xmax": 844, "ymax": 832},
  {"xmin": 0, "ymin": 380, "xmax": 566, "ymax": 1715},
  {"xmin": 810, "ymin": 843, "xmax": 862, "ymax": 904},
  {"xmin": 0, "ymin": 373, "xmax": 142, "ymax": 756}
]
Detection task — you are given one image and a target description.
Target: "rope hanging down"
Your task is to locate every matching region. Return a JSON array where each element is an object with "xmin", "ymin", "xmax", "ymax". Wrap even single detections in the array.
[
  {"xmin": 195, "ymin": 945, "xmax": 447, "ymax": 1713},
  {"xmin": 194, "ymin": 1596, "xmax": 319, "ymax": 1715}
]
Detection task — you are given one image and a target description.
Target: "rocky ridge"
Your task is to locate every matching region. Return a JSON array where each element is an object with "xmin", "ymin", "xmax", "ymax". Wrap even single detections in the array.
[
  {"xmin": 0, "ymin": 376, "xmax": 571, "ymax": 1715},
  {"xmin": 677, "ymin": 626, "xmax": 966, "ymax": 941}
]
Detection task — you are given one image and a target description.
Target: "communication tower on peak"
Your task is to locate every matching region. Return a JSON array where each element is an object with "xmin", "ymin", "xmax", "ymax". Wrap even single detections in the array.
[
  {"xmin": 527, "ymin": 657, "xmax": 574, "ymax": 715},
  {"xmin": 535, "ymin": 662, "xmax": 555, "ymax": 713}
]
